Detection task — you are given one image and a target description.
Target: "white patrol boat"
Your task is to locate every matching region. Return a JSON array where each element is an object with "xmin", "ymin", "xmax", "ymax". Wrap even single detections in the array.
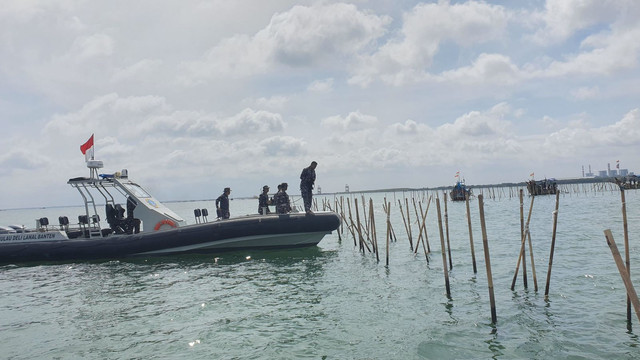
[{"xmin": 0, "ymin": 159, "xmax": 340, "ymax": 263}]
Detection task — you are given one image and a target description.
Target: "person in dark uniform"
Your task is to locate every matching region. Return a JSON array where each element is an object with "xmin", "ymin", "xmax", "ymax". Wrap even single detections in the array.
[
  {"xmin": 300, "ymin": 161, "xmax": 317, "ymax": 215},
  {"xmin": 216, "ymin": 187, "xmax": 231, "ymax": 219},
  {"xmin": 258, "ymin": 185, "xmax": 272, "ymax": 215},
  {"xmin": 125, "ymin": 196, "xmax": 141, "ymax": 234},
  {"xmin": 273, "ymin": 183, "xmax": 291, "ymax": 214}
]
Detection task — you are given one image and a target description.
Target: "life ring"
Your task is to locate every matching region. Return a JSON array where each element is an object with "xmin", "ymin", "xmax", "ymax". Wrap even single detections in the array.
[{"xmin": 154, "ymin": 219, "xmax": 177, "ymax": 231}]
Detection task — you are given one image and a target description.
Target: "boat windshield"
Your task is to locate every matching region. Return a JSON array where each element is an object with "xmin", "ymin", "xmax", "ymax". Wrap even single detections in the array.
[{"xmin": 121, "ymin": 182, "xmax": 152, "ymax": 199}]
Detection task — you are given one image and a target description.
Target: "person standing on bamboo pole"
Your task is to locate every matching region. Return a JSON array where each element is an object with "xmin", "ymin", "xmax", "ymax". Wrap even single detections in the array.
[{"xmin": 300, "ymin": 161, "xmax": 317, "ymax": 215}]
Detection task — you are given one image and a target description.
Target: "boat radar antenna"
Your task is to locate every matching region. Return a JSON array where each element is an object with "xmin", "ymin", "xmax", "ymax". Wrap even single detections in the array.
[{"xmin": 87, "ymin": 159, "xmax": 104, "ymax": 179}]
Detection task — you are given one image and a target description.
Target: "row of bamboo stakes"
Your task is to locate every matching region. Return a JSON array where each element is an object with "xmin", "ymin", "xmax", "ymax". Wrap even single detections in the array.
[
  {"xmin": 316, "ymin": 185, "xmax": 637, "ymax": 327},
  {"xmin": 330, "ymin": 181, "xmax": 625, "ymax": 203}
]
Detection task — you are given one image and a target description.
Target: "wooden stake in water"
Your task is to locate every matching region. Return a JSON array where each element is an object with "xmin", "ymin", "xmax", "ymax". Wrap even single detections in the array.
[
  {"xmin": 386, "ymin": 201, "xmax": 390, "ymax": 266},
  {"xmin": 527, "ymin": 221, "xmax": 539, "ymax": 292},
  {"xmin": 436, "ymin": 197, "xmax": 451, "ymax": 298},
  {"xmin": 444, "ymin": 192, "xmax": 453, "ymax": 270},
  {"xmin": 398, "ymin": 199, "xmax": 411, "ymax": 250},
  {"xmin": 604, "ymin": 229, "xmax": 640, "ymax": 323},
  {"xmin": 406, "ymin": 198, "xmax": 413, "ymax": 250},
  {"xmin": 354, "ymin": 198, "xmax": 364, "ymax": 253},
  {"xmin": 414, "ymin": 196, "xmax": 431, "ymax": 263},
  {"xmin": 512, "ymin": 194, "xmax": 535, "ymax": 291},
  {"xmin": 465, "ymin": 192, "xmax": 477, "ymax": 273},
  {"xmin": 478, "ymin": 194, "xmax": 497, "ymax": 324},
  {"xmin": 347, "ymin": 198, "xmax": 357, "ymax": 247},
  {"xmin": 519, "ymin": 190, "xmax": 528, "ymax": 289},
  {"xmin": 544, "ymin": 190, "xmax": 561, "ymax": 300},
  {"xmin": 621, "ymin": 187, "xmax": 631, "ymax": 322},
  {"xmin": 370, "ymin": 198, "xmax": 379, "ymax": 263}
]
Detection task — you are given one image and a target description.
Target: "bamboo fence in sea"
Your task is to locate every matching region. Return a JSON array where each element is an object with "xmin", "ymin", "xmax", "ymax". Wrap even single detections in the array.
[{"xmin": 316, "ymin": 183, "xmax": 637, "ymax": 327}]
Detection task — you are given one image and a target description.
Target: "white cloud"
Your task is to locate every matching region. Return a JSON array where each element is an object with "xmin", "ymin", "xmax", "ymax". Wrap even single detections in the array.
[
  {"xmin": 218, "ymin": 108, "xmax": 286, "ymax": 136},
  {"xmin": 111, "ymin": 59, "xmax": 163, "ymax": 83},
  {"xmin": 439, "ymin": 53, "xmax": 520, "ymax": 85},
  {"xmin": 179, "ymin": 3, "xmax": 390, "ymax": 83},
  {"xmin": 571, "ymin": 86, "xmax": 600, "ymax": 100},
  {"xmin": 255, "ymin": 96, "xmax": 289, "ymax": 109},
  {"xmin": 321, "ymin": 111, "xmax": 378, "ymax": 131},
  {"xmin": 259, "ymin": 136, "xmax": 307, "ymax": 156},
  {"xmin": 350, "ymin": 1, "xmax": 509, "ymax": 86},
  {"xmin": 307, "ymin": 78, "xmax": 334, "ymax": 93},
  {"xmin": 529, "ymin": 0, "xmax": 634, "ymax": 45},
  {"xmin": 68, "ymin": 33, "xmax": 114, "ymax": 60}
]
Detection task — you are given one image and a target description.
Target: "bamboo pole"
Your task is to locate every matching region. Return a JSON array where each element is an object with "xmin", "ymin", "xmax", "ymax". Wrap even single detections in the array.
[
  {"xmin": 621, "ymin": 187, "xmax": 631, "ymax": 322},
  {"xmin": 604, "ymin": 229, "xmax": 640, "ymax": 323},
  {"xmin": 436, "ymin": 197, "xmax": 451, "ymax": 298},
  {"xmin": 421, "ymin": 197, "xmax": 432, "ymax": 253},
  {"xmin": 544, "ymin": 190, "xmax": 560, "ymax": 300},
  {"xmin": 412, "ymin": 198, "xmax": 421, "ymax": 252},
  {"xmin": 354, "ymin": 198, "xmax": 365, "ymax": 253},
  {"xmin": 405, "ymin": 198, "xmax": 413, "ymax": 249},
  {"xmin": 346, "ymin": 198, "xmax": 357, "ymax": 246},
  {"xmin": 337, "ymin": 197, "xmax": 342, "ymax": 242},
  {"xmin": 398, "ymin": 199, "xmax": 411, "ymax": 249},
  {"xmin": 511, "ymin": 194, "xmax": 535, "ymax": 291},
  {"xmin": 414, "ymin": 199, "xmax": 430, "ymax": 254},
  {"xmin": 519, "ymin": 190, "xmax": 528, "ymax": 289},
  {"xmin": 444, "ymin": 192, "xmax": 453, "ymax": 270},
  {"xmin": 465, "ymin": 191, "xmax": 477, "ymax": 273},
  {"xmin": 414, "ymin": 196, "xmax": 432, "ymax": 263},
  {"xmin": 386, "ymin": 201, "xmax": 391, "ymax": 263},
  {"xmin": 478, "ymin": 194, "xmax": 497, "ymax": 324},
  {"xmin": 527, "ymin": 222, "xmax": 538, "ymax": 292},
  {"xmin": 361, "ymin": 195, "xmax": 370, "ymax": 243},
  {"xmin": 370, "ymin": 198, "xmax": 379, "ymax": 263},
  {"xmin": 386, "ymin": 201, "xmax": 390, "ymax": 266}
]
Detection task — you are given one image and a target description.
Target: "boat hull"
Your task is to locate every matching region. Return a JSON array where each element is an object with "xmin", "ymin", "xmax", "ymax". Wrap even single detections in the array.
[{"xmin": 0, "ymin": 212, "xmax": 341, "ymax": 263}]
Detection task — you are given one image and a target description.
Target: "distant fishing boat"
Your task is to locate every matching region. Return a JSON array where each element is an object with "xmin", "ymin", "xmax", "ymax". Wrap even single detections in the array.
[
  {"xmin": 450, "ymin": 180, "xmax": 472, "ymax": 201},
  {"xmin": 613, "ymin": 175, "xmax": 640, "ymax": 190},
  {"xmin": 526, "ymin": 178, "xmax": 557, "ymax": 196}
]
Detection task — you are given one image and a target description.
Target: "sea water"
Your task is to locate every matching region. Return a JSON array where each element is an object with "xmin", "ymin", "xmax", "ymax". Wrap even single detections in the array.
[{"xmin": 1, "ymin": 189, "xmax": 639, "ymax": 359}]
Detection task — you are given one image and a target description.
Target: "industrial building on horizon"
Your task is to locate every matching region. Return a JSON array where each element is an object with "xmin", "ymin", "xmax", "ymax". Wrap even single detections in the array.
[{"xmin": 582, "ymin": 161, "xmax": 635, "ymax": 178}]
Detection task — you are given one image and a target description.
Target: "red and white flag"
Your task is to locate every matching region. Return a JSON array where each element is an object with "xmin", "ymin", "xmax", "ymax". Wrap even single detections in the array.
[{"xmin": 80, "ymin": 134, "xmax": 94, "ymax": 162}]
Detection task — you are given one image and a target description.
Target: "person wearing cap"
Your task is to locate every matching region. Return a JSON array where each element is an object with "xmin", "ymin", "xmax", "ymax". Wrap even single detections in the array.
[
  {"xmin": 274, "ymin": 183, "xmax": 291, "ymax": 214},
  {"xmin": 300, "ymin": 161, "xmax": 317, "ymax": 215},
  {"xmin": 216, "ymin": 187, "xmax": 231, "ymax": 219},
  {"xmin": 258, "ymin": 185, "xmax": 272, "ymax": 215}
]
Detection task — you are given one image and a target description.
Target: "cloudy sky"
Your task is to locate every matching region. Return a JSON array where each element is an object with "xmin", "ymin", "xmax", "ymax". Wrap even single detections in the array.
[{"xmin": 1, "ymin": 0, "xmax": 639, "ymax": 209}]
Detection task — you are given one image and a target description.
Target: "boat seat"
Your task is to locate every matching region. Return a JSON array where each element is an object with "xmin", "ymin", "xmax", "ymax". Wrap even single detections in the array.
[
  {"xmin": 58, "ymin": 216, "xmax": 69, "ymax": 231},
  {"xmin": 201, "ymin": 208, "xmax": 208, "ymax": 222},
  {"xmin": 38, "ymin": 217, "xmax": 49, "ymax": 231},
  {"xmin": 194, "ymin": 208, "xmax": 202, "ymax": 224}
]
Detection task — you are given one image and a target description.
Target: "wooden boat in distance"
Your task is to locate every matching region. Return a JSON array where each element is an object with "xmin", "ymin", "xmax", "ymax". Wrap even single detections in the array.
[
  {"xmin": 450, "ymin": 180, "xmax": 472, "ymax": 201},
  {"xmin": 526, "ymin": 178, "xmax": 557, "ymax": 196},
  {"xmin": 613, "ymin": 175, "xmax": 640, "ymax": 190}
]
